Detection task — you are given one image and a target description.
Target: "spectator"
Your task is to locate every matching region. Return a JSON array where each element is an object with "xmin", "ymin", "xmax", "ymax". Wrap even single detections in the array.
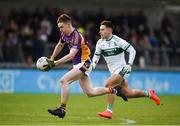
[{"xmin": 0, "ymin": 7, "xmax": 178, "ymax": 67}]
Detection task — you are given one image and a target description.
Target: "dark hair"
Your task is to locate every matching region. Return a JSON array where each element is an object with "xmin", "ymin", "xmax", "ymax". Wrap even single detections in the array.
[
  {"xmin": 100, "ymin": 20, "xmax": 114, "ymax": 29},
  {"xmin": 57, "ymin": 14, "xmax": 72, "ymax": 24}
]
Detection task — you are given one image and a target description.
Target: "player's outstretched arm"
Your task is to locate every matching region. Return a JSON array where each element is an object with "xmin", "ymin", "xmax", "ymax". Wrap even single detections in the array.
[
  {"xmin": 92, "ymin": 54, "xmax": 100, "ymax": 69},
  {"xmin": 92, "ymin": 41, "xmax": 102, "ymax": 69},
  {"xmin": 51, "ymin": 41, "xmax": 65, "ymax": 61},
  {"xmin": 55, "ymin": 48, "xmax": 78, "ymax": 66},
  {"xmin": 122, "ymin": 45, "xmax": 136, "ymax": 74},
  {"xmin": 43, "ymin": 48, "xmax": 78, "ymax": 71}
]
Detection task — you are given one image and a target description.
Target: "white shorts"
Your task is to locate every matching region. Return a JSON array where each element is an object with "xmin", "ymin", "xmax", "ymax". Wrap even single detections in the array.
[
  {"xmin": 110, "ymin": 65, "xmax": 130, "ymax": 81},
  {"xmin": 73, "ymin": 61, "xmax": 92, "ymax": 76}
]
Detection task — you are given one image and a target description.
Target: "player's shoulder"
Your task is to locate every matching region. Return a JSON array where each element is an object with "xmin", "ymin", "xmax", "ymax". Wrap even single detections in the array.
[
  {"xmin": 96, "ymin": 38, "xmax": 103, "ymax": 45},
  {"xmin": 73, "ymin": 29, "xmax": 83, "ymax": 42},
  {"xmin": 74, "ymin": 29, "xmax": 81, "ymax": 37},
  {"xmin": 112, "ymin": 35, "xmax": 123, "ymax": 41},
  {"xmin": 113, "ymin": 35, "xmax": 119, "ymax": 39},
  {"xmin": 113, "ymin": 35, "xmax": 128, "ymax": 43},
  {"xmin": 60, "ymin": 33, "xmax": 67, "ymax": 43}
]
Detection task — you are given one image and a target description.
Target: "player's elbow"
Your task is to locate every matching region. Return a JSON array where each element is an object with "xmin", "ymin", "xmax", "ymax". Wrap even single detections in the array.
[
  {"xmin": 128, "ymin": 46, "xmax": 136, "ymax": 57},
  {"xmin": 132, "ymin": 47, "xmax": 136, "ymax": 56},
  {"xmin": 130, "ymin": 46, "xmax": 136, "ymax": 55},
  {"xmin": 56, "ymin": 43, "xmax": 63, "ymax": 49}
]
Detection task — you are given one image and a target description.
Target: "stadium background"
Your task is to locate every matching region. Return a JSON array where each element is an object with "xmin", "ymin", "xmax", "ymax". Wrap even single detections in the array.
[{"xmin": 0, "ymin": 0, "xmax": 180, "ymax": 125}]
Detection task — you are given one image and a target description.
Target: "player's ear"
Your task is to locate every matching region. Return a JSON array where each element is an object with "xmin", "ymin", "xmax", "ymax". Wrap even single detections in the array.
[{"xmin": 67, "ymin": 22, "xmax": 71, "ymax": 27}]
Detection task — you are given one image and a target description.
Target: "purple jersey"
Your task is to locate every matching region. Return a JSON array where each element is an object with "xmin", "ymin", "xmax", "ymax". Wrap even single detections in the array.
[{"xmin": 60, "ymin": 29, "xmax": 91, "ymax": 65}]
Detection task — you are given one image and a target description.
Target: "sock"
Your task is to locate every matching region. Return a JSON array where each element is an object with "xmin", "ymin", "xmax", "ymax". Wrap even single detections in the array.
[
  {"xmin": 60, "ymin": 103, "xmax": 66, "ymax": 110},
  {"xmin": 144, "ymin": 90, "xmax": 149, "ymax": 97},
  {"xmin": 107, "ymin": 104, "xmax": 113, "ymax": 113},
  {"xmin": 108, "ymin": 87, "xmax": 115, "ymax": 94}
]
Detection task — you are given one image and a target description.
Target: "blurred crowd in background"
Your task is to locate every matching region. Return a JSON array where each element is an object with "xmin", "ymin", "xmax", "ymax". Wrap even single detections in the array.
[{"xmin": 0, "ymin": 7, "xmax": 179, "ymax": 68}]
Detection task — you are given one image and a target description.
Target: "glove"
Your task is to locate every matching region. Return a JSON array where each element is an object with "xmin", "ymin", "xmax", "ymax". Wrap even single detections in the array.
[
  {"xmin": 50, "ymin": 56, "xmax": 55, "ymax": 61},
  {"xmin": 43, "ymin": 58, "xmax": 56, "ymax": 71},
  {"xmin": 122, "ymin": 64, "xmax": 132, "ymax": 74}
]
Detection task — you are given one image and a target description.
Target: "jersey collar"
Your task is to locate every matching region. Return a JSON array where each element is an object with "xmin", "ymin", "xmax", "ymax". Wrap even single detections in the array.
[{"xmin": 105, "ymin": 35, "xmax": 113, "ymax": 41}]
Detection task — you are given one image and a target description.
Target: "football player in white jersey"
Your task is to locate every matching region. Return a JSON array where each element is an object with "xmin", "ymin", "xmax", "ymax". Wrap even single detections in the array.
[{"xmin": 92, "ymin": 20, "xmax": 161, "ymax": 119}]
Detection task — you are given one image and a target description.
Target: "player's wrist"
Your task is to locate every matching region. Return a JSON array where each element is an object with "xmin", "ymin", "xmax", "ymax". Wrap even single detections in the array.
[
  {"xmin": 127, "ymin": 63, "xmax": 132, "ymax": 66},
  {"xmin": 50, "ymin": 56, "xmax": 55, "ymax": 61},
  {"xmin": 92, "ymin": 62, "xmax": 96, "ymax": 69},
  {"xmin": 50, "ymin": 60, "xmax": 56, "ymax": 67}
]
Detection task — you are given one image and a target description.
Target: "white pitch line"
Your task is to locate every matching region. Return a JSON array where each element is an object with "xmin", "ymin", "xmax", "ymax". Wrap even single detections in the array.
[
  {"xmin": 0, "ymin": 115, "xmax": 136, "ymax": 125},
  {"xmin": 120, "ymin": 118, "xmax": 136, "ymax": 125},
  {"xmin": 67, "ymin": 116, "xmax": 136, "ymax": 125}
]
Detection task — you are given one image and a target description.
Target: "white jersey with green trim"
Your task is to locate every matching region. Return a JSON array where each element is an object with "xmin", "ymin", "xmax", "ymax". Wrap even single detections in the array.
[{"xmin": 93, "ymin": 35, "xmax": 134, "ymax": 73}]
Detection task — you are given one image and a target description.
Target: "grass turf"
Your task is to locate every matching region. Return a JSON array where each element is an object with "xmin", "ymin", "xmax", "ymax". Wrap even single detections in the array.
[{"xmin": 0, "ymin": 94, "xmax": 180, "ymax": 125}]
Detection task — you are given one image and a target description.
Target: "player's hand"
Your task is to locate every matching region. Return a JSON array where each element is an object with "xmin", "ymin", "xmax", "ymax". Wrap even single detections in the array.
[
  {"xmin": 50, "ymin": 56, "xmax": 55, "ymax": 61},
  {"xmin": 43, "ymin": 58, "xmax": 56, "ymax": 71},
  {"xmin": 91, "ymin": 62, "xmax": 96, "ymax": 69},
  {"xmin": 122, "ymin": 64, "xmax": 132, "ymax": 74}
]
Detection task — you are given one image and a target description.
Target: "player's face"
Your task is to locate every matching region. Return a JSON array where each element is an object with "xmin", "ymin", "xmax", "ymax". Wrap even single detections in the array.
[
  {"xmin": 99, "ymin": 25, "xmax": 112, "ymax": 39},
  {"xmin": 58, "ymin": 22, "xmax": 71, "ymax": 35}
]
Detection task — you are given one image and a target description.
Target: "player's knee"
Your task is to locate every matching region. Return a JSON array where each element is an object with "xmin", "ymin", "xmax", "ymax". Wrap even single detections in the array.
[
  {"xmin": 60, "ymin": 78, "xmax": 67, "ymax": 86},
  {"xmin": 60, "ymin": 78, "xmax": 64, "ymax": 84}
]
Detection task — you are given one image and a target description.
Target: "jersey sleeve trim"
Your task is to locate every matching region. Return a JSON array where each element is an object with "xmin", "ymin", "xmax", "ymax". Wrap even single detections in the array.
[
  {"xmin": 95, "ymin": 53, "xmax": 101, "ymax": 56},
  {"xmin": 124, "ymin": 44, "xmax": 131, "ymax": 51}
]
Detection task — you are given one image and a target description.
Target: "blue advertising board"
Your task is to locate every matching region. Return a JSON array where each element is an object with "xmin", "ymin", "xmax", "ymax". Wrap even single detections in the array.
[{"xmin": 0, "ymin": 69, "xmax": 180, "ymax": 94}]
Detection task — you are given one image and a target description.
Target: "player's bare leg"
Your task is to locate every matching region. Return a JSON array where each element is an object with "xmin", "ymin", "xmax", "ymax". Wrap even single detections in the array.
[
  {"xmin": 78, "ymin": 75, "xmax": 114, "ymax": 97},
  {"xmin": 48, "ymin": 68, "xmax": 122, "ymax": 118},
  {"xmin": 106, "ymin": 94, "xmax": 115, "ymax": 112},
  {"xmin": 98, "ymin": 94, "xmax": 115, "ymax": 119},
  {"xmin": 79, "ymin": 74, "xmax": 127, "ymax": 100},
  {"xmin": 121, "ymin": 81, "xmax": 160, "ymax": 105},
  {"xmin": 48, "ymin": 68, "xmax": 83, "ymax": 118},
  {"xmin": 78, "ymin": 74, "xmax": 128, "ymax": 119},
  {"xmin": 60, "ymin": 68, "xmax": 83, "ymax": 104},
  {"xmin": 98, "ymin": 74, "xmax": 125, "ymax": 119}
]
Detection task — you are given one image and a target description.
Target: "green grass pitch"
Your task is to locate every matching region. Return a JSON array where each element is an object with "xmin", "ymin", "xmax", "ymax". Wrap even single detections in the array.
[{"xmin": 0, "ymin": 94, "xmax": 180, "ymax": 125}]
